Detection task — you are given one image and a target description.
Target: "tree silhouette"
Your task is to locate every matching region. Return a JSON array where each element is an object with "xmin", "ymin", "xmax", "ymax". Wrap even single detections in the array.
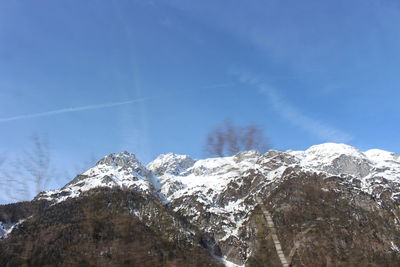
[
  {"xmin": 204, "ymin": 120, "xmax": 270, "ymax": 157},
  {"xmin": 1, "ymin": 135, "xmax": 56, "ymax": 202}
]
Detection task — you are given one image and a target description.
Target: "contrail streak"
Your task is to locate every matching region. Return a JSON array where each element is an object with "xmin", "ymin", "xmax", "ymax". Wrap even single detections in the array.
[
  {"xmin": 0, "ymin": 98, "xmax": 149, "ymax": 123},
  {"xmin": 234, "ymin": 70, "xmax": 353, "ymax": 143}
]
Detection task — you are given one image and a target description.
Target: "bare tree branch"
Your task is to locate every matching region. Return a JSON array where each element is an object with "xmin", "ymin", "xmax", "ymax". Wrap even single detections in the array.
[
  {"xmin": 0, "ymin": 135, "xmax": 56, "ymax": 202},
  {"xmin": 1, "ymin": 161, "xmax": 30, "ymax": 202},
  {"xmin": 204, "ymin": 120, "xmax": 270, "ymax": 157},
  {"xmin": 21, "ymin": 135, "xmax": 52, "ymax": 195}
]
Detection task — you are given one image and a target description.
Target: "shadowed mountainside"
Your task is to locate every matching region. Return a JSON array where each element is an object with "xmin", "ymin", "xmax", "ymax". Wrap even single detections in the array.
[{"xmin": 1, "ymin": 144, "xmax": 400, "ymax": 266}]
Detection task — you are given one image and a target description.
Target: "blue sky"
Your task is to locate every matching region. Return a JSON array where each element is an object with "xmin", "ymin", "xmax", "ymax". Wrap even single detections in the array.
[{"xmin": 1, "ymin": 0, "xmax": 400, "ymax": 192}]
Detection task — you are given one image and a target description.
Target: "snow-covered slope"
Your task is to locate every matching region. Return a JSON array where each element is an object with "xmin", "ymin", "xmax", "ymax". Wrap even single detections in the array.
[
  {"xmin": 38, "ymin": 142, "xmax": 400, "ymax": 212},
  {"xmin": 145, "ymin": 143, "xmax": 400, "ymax": 261},
  {"xmin": 148, "ymin": 151, "xmax": 259, "ymax": 200},
  {"xmin": 38, "ymin": 151, "xmax": 152, "ymax": 202},
  {"xmin": 0, "ymin": 220, "xmax": 26, "ymax": 239},
  {"xmin": 145, "ymin": 143, "xmax": 400, "ymax": 204},
  {"xmin": 35, "ymin": 143, "xmax": 400, "ymax": 264}
]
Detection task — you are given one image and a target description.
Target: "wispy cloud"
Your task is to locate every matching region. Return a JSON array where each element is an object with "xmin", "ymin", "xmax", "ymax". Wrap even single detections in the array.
[
  {"xmin": 235, "ymin": 70, "xmax": 353, "ymax": 143},
  {"xmin": 0, "ymin": 98, "xmax": 149, "ymax": 123},
  {"xmin": 201, "ymin": 83, "xmax": 236, "ymax": 89}
]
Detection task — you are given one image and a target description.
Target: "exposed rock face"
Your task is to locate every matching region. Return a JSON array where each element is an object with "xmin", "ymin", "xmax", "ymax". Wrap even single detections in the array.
[
  {"xmin": 36, "ymin": 151, "xmax": 153, "ymax": 203},
  {"xmin": 147, "ymin": 153, "xmax": 195, "ymax": 176},
  {"xmin": 1, "ymin": 143, "xmax": 400, "ymax": 266},
  {"xmin": 300, "ymin": 144, "xmax": 372, "ymax": 177}
]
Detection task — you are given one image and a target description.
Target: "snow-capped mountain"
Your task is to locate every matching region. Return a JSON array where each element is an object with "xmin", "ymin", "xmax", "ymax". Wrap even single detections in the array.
[
  {"xmin": 2, "ymin": 143, "xmax": 400, "ymax": 266},
  {"xmin": 39, "ymin": 143, "xmax": 400, "ymax": 206},
  {"xmin": 39, "ymin": 151, "xmax": 153, "ymax": 202}
]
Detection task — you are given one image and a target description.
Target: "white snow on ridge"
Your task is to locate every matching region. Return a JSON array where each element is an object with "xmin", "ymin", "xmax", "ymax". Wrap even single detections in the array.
[
  {"xmin": 39, "ymin": 152, "xmax": 151, "ymax": 203},
  {"xmin": 146, "ymin": 153, "xmax": 195, "ymax": 176},
  {"xmin": 284, "ymin": 143, "xmax": 400, "ymax": 181},
  {"xmin": 302, "ymin": 143, "xmax": 367, "ymax": 163},
  {"xmin": 283, "ymin": 144, "xmax": 400, "ymax": 201},
  {"xmin": 38, "ymin": 143, "xmax": 400, "ymax": 205},
  {"xmin": 286, "ymin": 143, "xmax": 368, "ymax": 176},
  {"xmin": 364, "ymin": 149, "xmax": 400, "ymax": 175},
  {"xmin": 365, "ymin": 149, "xmax": 399, "ymax": 162},
  {"xmin": 149, "ymin": 152, "xmax": 259, "ymax": 201},
  {"xmin": 148, "ymin": 151, "xmax": 266, "ymax": 249},
  {"xmin": 33, "ymin": 143, "xmax": 400, "ymax": 264}
]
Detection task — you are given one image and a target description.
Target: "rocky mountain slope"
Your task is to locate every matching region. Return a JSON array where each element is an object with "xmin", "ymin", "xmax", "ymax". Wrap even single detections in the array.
[{"xmin": 1, "ymin": 143, "xmax": 400, "ymax": 266}]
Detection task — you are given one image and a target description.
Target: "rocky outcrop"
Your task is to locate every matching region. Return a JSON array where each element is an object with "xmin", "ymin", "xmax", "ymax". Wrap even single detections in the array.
[{"xmin": 1, "ymin": 143, "xmax": 400, "ymax": 266}]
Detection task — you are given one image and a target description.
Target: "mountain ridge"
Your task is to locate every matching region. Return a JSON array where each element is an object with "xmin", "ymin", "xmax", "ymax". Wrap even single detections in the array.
[
  {"xmin": 1, "ymin": 143, "xmax": 400, "ymax": 266},
  {"xmin": 37, "ymin": 142, "xmax": 400, "ymax": 206}
]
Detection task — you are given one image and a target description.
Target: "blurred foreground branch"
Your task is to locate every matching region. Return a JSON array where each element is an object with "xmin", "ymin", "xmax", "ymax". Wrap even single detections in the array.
[
  {"xmin": 204, "ymin": 120, "xmax": 270, "ymax": 157},
  {"xmin": 0, "ymin": 135, "xmax": 56, "ymax": 202}
]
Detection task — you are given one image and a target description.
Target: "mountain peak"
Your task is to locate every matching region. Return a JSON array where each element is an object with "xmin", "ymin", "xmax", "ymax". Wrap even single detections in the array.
[
  {"xmin": 12, "ymin": 143, "xmax": 400, "ymax": 265},
  {"xmin": 294, "ymin": 143, "xmax": 370, "ymax": 177},
  {"xmin": 37, "ymin": 143, "xmax": 400, "ymax": 206},
  {"xmin": 38, "ymin": 151, "xmax": 151, "ymax": 203},
  {"xmin": 96, "ymin": 151, "xmax": 140, "ymax": 167},
  {"xmin": 305, "ymin": 143, "xmax": 364, "ymax": 158},
  {"xmin": 233, "ymin": 149, "xmax": 260, "ymax": 163},
  {"xmin": 147, "ymin": 153, "xmax": 195, "ymax": 176}
]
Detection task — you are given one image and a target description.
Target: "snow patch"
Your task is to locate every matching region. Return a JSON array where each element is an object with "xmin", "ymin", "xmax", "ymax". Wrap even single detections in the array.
[
  {"xmin": 35, "ymin": 143, "xmax": 400, "ymax": 264},
  {"xmin": 390, "ymin": 241, "xmax": 400, "ymax": 253},
  {"xmin": 0, "ymin": 219, "xmax": 26, "ymax": 239}
]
